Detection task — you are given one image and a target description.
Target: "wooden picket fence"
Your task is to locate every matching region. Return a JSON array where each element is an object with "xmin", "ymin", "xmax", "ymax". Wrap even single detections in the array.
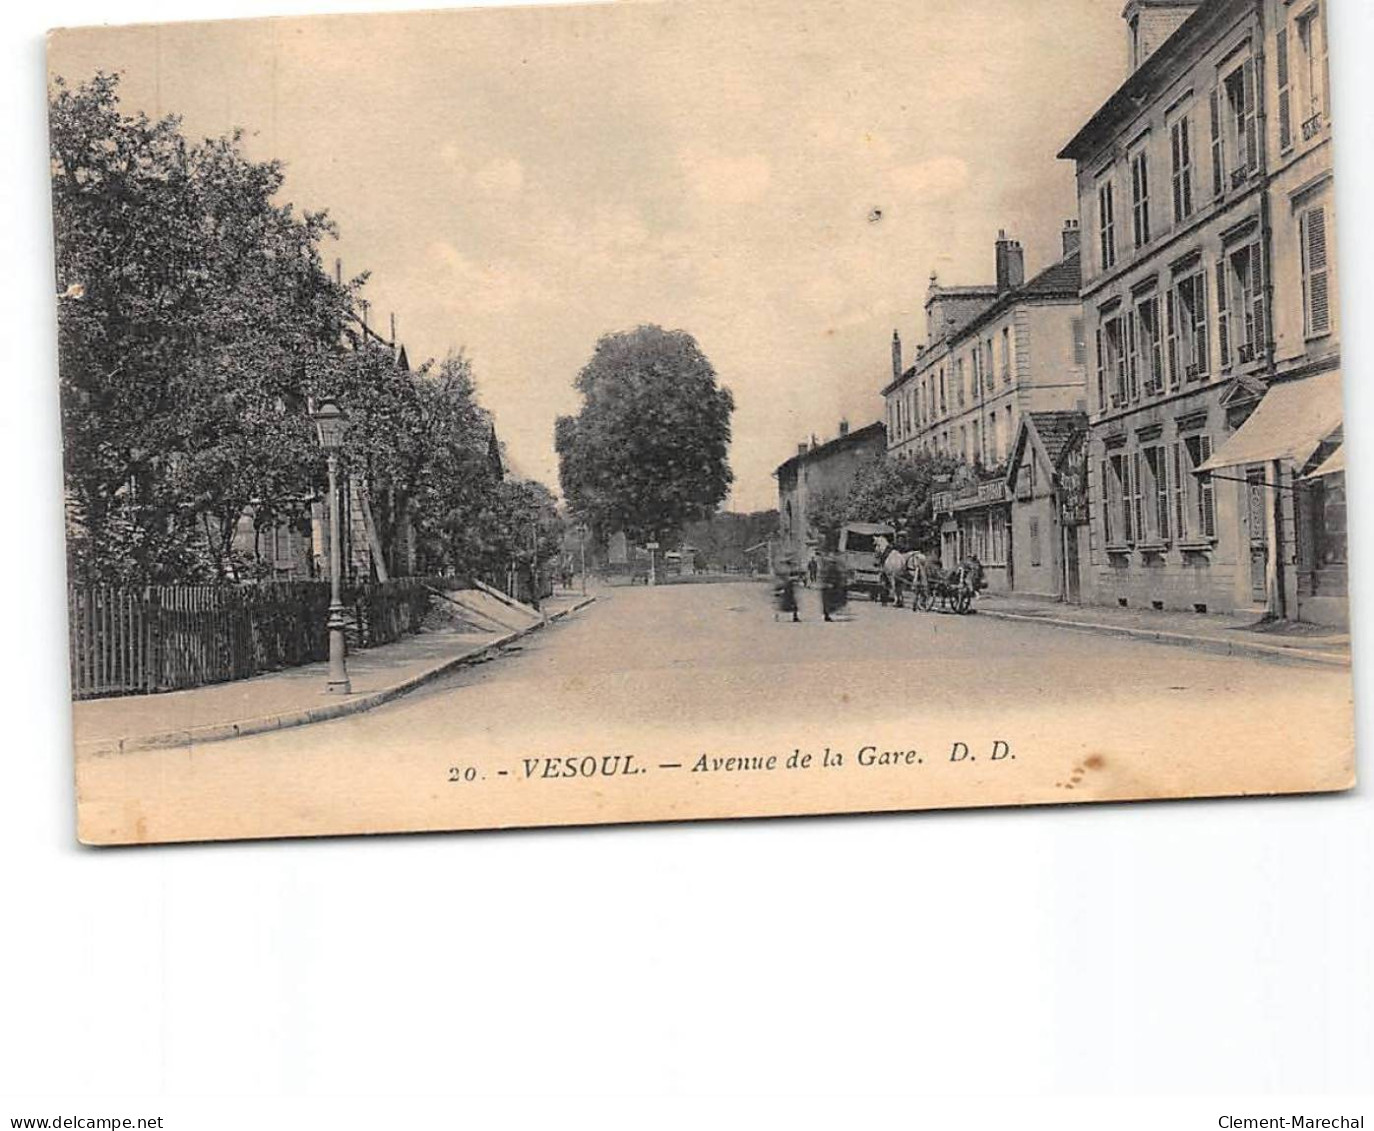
[{"xmin": 67, "ymin": 577, "xmax": 460, "ymax": 700}]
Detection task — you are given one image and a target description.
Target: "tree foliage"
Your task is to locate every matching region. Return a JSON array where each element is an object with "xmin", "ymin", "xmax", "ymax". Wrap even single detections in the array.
[
  {"xmin": 817, "ymin": 452, "xmax": 961, "ymax": 552},
  {"xmin": 555, "ymin": 326, "xmax": 734, "ymax": 544},
  {"xmin": 679, "ymin": 510, "xmax": 778, "ymax": 572},
  {"xmin": 51, "ymin": 73, "xmax": 552, "ymax": 587}
]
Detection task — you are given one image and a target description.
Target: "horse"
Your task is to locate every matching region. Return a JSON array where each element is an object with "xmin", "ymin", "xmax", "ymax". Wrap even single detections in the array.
[
  {"xmin": 921, "ymin": 557, "xmax": 986, "ymax": 613},
  {"xmin": 874, "ymin": 535, "xmax": 928, "ymax": 609}
]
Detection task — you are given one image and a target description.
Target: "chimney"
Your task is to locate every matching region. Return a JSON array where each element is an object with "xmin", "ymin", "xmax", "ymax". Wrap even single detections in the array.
[
  {"xmin": 838, "ymin": 419, "xmax": 850, "ymax": 437},
  {"xmin": 891, "ymin": 330, "xmax": 903, "ymax": 382},
  {"xmin": 1124, "ymin": 2, "xmax": 1204, "ymax": 73},
  {"xmin": 995, "ymin": 230, "xmax": 1025, "ymax": 294},
  {"xmin": 797, "ymin": 443, "xmax": 809, "ymax": 457},
  {"xmin": 1062, "ymin": 218, "xmax": 1081, "ymax": 258}
]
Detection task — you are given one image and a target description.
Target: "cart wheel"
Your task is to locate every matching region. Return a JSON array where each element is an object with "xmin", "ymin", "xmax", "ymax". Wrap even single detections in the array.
[{"xmin": 955, "ymin": 589, "xmax": 972, "ymax": 614}]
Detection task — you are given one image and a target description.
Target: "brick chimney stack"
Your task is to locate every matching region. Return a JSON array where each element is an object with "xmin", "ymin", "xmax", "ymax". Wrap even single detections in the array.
[
  {"xmin": 838, "ymin": 419, "xmax": 850, "ymax": 437},
  {"xmin": 1062, "ymin": 218, "xmax": 1081, "ymax": 258},
  {"xmin": 995, "ymin": 230, "xmax": 1025, "ymax": 294},
  {"xmin": 891, "ymin": 329, "xmax": 903, "ymax": 382}
]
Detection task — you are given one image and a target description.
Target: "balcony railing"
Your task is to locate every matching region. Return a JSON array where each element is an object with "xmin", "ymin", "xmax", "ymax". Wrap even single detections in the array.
[
  {"xmin": 1236, "ymin": 342, "xmax": 1257, "ymax": 365},
  {"xmin": 1184, "ymin": 362, "xmax": 1202, "ymax": 382},
  {"xmin": 1302, "ymin": 112, "xmax": 1324, "ymax": 142},
  {"xmin": 1230, "ymin": 166, "xmax": 1251, "ymax": 190}
]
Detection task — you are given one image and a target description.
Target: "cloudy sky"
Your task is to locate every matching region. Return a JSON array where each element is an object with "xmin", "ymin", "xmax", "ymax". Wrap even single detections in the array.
[{"xmin": 50, "ymin": 0, "xmax": 1127, "ymax": 511}]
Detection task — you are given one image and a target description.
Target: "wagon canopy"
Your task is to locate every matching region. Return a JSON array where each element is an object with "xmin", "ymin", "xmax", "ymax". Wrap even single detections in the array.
[{"xmin": 843, "ymin": 521, "xmax": 896, "ymax": 536}]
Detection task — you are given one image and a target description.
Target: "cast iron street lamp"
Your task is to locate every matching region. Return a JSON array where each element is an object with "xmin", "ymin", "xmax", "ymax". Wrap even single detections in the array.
[{"xmin": 312, "ymin": 397, "xmax": 352, "ymax": 695}]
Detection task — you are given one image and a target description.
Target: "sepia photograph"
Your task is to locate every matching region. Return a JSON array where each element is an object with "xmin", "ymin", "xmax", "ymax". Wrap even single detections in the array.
[{"xmin": 48, "ymin": 0, "xmax": 1354, "ymax": 846}]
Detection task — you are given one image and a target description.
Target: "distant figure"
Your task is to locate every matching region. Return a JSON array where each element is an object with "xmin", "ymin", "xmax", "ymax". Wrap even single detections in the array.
[
  {"xmin": 807, "ymin": 557, "xmax": 819, "ymax": 586},
  {"xmin": 820, "ymin": 553, "xmax": 848, "ymax": 622}
]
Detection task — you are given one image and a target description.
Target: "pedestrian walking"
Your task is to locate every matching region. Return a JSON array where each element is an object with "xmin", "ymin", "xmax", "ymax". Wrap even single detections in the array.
[
  {"xmin": 820, "ymin": 551, "xmax": 848, "ymax": 622},
  {"xmin": 774, "ymin": 561, "xmax": 801, "ymax": 622}
]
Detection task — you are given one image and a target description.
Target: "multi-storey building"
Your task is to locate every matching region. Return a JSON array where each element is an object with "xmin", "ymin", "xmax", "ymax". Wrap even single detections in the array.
[
  {"xmin": 774, "ymin": 420, "xmax": 887, "ymax": 568},
  {"xmin": 1058, "ymin": 0, "xmax": 1344, "ymax": 624},
  {"xmin": 883, "ymin": 228, "xmax": 1088, "ymax": 591}
]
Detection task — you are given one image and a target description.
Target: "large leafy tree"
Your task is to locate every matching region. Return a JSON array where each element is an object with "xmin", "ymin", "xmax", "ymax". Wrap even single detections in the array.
[
  {"xmin": 555, "ymin": 325, "xmax": 734, "ymax": 544},
  {"xmin": 51, "ymin": 72, "xmax": 354, "ymax": 584}
]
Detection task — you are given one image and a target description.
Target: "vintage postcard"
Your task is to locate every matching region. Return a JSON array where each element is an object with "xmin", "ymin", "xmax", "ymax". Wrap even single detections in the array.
[{"xmin": 50, "ymin": 0, "xmax": 1354, "ymax": 845}]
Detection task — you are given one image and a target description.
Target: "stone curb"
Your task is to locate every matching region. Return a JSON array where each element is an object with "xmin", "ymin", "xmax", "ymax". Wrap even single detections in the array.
[
  {"xmin": 976, "ymin": 607, "xmax": 1351, "ymax": 669},
  {"xmin": 77, "ymin": 595, "xmax": 597, "ymax": 758}
]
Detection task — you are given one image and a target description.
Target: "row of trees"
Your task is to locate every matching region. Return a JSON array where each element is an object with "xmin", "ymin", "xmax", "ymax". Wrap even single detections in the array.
[{"xmin": 53, "ymin": 73, "xmax": 558, "ymax": 587}]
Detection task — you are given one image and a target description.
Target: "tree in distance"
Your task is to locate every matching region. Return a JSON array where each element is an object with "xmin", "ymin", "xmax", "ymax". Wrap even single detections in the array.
[{"xmin": 555, "ymin": 325, "xmax": 734, "ymax": 545}]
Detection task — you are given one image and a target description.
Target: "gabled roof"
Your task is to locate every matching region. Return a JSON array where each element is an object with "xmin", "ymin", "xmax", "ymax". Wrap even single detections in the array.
[{"xmin": 1007, "ymin": 410, "xmax": 1088, "ymax": 491}]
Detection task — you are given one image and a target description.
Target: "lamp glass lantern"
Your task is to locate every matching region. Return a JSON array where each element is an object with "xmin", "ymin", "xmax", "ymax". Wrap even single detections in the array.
[{"xmin": 313, "ymin": 397, "xmax": 349, "ymax": 450}]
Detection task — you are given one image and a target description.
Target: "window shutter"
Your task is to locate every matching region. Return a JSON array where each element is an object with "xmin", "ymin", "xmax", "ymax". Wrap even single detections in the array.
[
  {"xmin": 1209, "ymin": 87, "xmax": 1224, "ymax": 196},
  {"xmin": 1173, "ymin": 442, "xmax": 1187, "ymax": 539},
  {"xmin": 1125, "ymin": 310, "xmax": 1138, "ymax": 400},
  {"xmin": 1181, "ymin": 117, "xmax": 1192, "ymax": 215},
  {"xmin": 1249, "ymin": 241, "xmax": 1266, "ymax": 355},
  {"xmin": 1277, "ymin": 27, "xmax": 1292, "ymax": 150},
  {"xmin": 1216, "ymin": 257, "xmax": 1231, "ymax": 369},
  {"xmin": 1130, "ymin": 451, "xmax": 1144, "ymax": 544},
  {"xmin": 1120, "ymin": 457, "xmax": 1133, "ymax": 544},
  {"xmin": 1101, "ymin": 459, "xmax": 1113, "ymax": 545},
  {"xmin": 1096, "ymin": 327, "xmax": 1106, "ymax": 410},
  {"xmin": 1157, "ymin": 449, "xmax": 1171, "ymax": 541},
  {"xmin": 1242, "ymin": 59, "xmax": 1258, "ymax": 172},
  {"xmin": 1171, "ymin": 125, "xmax": 1183, "ymax": 221},
  {"xmin": 1305, "ymin": 206, "xmax": 1331, "ymax": 335},
  {"xmin": 1196, "ymin": 271, "xmax": 1210, "ymax": 376},
  {"xmin": 1199, "ymin": 435, "xmax": 1216, "ymax": 538},
  {"xmin": 1166, "ymin": 287, "xmax": 1179, "ymax": 388}
]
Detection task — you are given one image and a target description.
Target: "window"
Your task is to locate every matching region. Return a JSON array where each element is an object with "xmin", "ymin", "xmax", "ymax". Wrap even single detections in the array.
[
  {"xmin": 1168, "ymin": 270, "xmax": 1210, "ymax": 385},
  {"xmin": 988, "ymin": 412, "xmax": 999, "ymax": 463},
  {"xmin": 1002, "ymin": 326, "xmax": 1012, "ymax": 382},
  {"xmin": 1131, "ymin": 149, "xmax": 1152, "ymax": 248},
  {"xmin": 1216, "ymin": 244, "xmax": 1264, "ymax": 368},
  {"xmin": 1208, "ymin": 86, "xmax": 1225, "ymax": 197},
  {"xmin": 955, "ymin": 358, "xmax": 966, "ymax": 408},
  {"xmin": 939, "ymin": 368, "xmax": 947, "ymax": 414},
  {"xmin": 1101, "ymin": 315, "xmax": 1127, "ymax": 408},
  {"xmin": 1300, "ymin": 204, "xmax": 1331, "ymax": 337},
  {"xmin": 1107, "ymin": 452, "xmax": 1138, "ymax": 544},
  {"xmin": 1028, "ymin": 517, "xmax": 1042, "ymax": 567},
  {"xmin": 1095, "ymin": 325, "xmax": 1107, "ymax": 411},
  {"xmin": 973, "ymin": 420, "xmax": 982, "ymax": 464},
  {"xmin": 1072, "ymin": 318, "xmax": 1086, "ymax": 368},
  {"xmin": 1143, "ymin": 445, "xmax": 1171, "ymax": 542},
  {"xmin": 1170, "ymin": 115, "xmax": 1194, "ymax": 222},
  {"xmin": 1277, "ymin": 24, "xmax": 1293, "ymax": 151},
  {"xmin": 1296, "ymin": 6, "xmax": 1328, "ymax": 140},
  {"xmin": 1178, "ymin": 434, "xmax": 1216, "ymax": 540},
  {"xmin": 1135, "ymin": 295, "xmax": 1164, "ymax": 395},
  {"xmin": 1222, "ymin": 60, "xmax": 1258, "ymax": 188},
  {"xmin": 1098, "ymin": 177, "xmax": 1117, "ymax": 270}
]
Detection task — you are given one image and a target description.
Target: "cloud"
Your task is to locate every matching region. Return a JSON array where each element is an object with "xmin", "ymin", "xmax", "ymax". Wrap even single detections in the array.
[
  {"xmin": 888, "ymin": 155, "xmax": 970, "ymax": 202},
  {"xmin": 471, "ymin": 156, "xmax": 526, "ymax": 198},
  {"xmin": 429, "ymin": 240, "xmax": 547, "ymax": 314},
  {"xmin": 681, "ymin": 149, "xmax": 773, "ymax": 208}
]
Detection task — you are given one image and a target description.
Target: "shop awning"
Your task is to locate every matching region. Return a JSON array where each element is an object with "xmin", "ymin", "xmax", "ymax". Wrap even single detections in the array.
[
  {"xmin": 1196, "ymin": 371, "xmax": 1344, "ymax": 473},
  {"xmin": 1304, "ymin": 445, "xmax": 1346, "ymax": 479}
]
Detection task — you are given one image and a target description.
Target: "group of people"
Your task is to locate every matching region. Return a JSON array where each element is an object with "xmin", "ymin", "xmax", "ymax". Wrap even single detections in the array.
[{"xmin": 774, "ymin": 548, "xmax": 848, "ymax": 623}]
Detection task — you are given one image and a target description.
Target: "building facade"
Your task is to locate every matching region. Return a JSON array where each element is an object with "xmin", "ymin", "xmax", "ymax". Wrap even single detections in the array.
[
  {"xmin": 1059, "ymin": 0, "xmax": 1343, "ymax": 624},
  {"xmin": 774, "ymin": 420, "xmax": 887, "ymax": 567},
  {"xmin": 884, "ymin": 229, "xmax": 1088, "ymax": 591}
]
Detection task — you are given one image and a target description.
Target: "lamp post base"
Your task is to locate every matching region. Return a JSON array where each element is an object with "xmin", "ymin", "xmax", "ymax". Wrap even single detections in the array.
[{"xmin": 326, "ymin": 605, "xmax": 351, "ymax": 695}]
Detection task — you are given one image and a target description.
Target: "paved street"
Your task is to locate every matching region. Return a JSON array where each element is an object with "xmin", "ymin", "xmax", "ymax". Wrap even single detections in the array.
[{"xmin": 77, "ymin": 581, "xmax": 1354, "ymax": 844}]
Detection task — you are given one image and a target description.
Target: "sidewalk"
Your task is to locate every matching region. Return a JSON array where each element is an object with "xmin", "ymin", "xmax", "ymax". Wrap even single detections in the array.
[
  {"xmin": 73, "ymin": 591, "xmax": 596, "ymax": 757},
  {"xmin": 975, "ymin": 592, "xmax": 1351, "ymax": 668}
]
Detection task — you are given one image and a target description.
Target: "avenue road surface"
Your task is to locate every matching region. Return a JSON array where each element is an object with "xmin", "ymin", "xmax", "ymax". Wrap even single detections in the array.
[{"xmin": 76, "ymin": 580, "xmax": 1354, "ymax": 843}]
